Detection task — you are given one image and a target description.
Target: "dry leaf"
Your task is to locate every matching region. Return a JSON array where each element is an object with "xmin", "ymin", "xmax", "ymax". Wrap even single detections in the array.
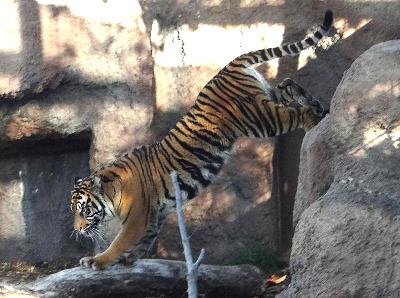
[{"xmin": 266, "ymin": 274, "xmax": 287, "ymax": 285}]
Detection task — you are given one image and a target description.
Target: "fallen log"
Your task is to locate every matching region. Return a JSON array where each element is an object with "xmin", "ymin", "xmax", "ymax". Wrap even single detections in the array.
[{"xmin": 28, "ymin": 259, "xmax": 264, "ymax": 298}]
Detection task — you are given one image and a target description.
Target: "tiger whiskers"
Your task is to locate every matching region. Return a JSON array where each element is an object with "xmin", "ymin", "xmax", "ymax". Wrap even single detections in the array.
[
  {"xmin": 70, "ymin": 229, "xmax": 81, "ymax": 242},
  {"xmin": 83, "ymin": 225, "xmax": 107, "ymax": 249}
]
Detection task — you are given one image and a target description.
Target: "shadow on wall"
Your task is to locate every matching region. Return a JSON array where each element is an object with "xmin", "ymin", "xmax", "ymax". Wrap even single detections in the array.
[{"xmin": 0, "ymin": 140, "xmax": 92, "ymax": 262}]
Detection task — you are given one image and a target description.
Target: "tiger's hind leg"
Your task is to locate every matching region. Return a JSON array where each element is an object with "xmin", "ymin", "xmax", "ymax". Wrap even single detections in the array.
[{"xmin": 276, "ymin": 78, "xmax": 326, "ymax": 117}]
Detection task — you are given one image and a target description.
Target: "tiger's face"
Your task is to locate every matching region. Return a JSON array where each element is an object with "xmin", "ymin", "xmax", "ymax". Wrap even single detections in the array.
[{"xmin": 70, "ymin": 176, "xmax": 109, "ymax": 238}]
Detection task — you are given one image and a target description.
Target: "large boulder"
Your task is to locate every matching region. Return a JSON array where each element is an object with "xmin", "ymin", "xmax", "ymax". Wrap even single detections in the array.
[{"xmin": 281, "ymin": 40, "xmax": 400, "ymax": 297}]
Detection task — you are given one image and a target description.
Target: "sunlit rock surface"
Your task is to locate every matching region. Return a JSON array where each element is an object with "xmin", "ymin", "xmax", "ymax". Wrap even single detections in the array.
[{"xmin": 281, "ymin": 40, "xmax": 400, "ymax": 297}]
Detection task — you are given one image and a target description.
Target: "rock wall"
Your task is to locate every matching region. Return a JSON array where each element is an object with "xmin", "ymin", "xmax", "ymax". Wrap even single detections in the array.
[
  {"xmin": 281, "ymin": 40, "xmax": 400, "ymax": 297},
  {"xmin": 0, "ymin": 0, "xmax": 154, "ymax": 261},
  {"xmin": 0, "ymin": 0, "xmax": 399, "ymax": 266}
]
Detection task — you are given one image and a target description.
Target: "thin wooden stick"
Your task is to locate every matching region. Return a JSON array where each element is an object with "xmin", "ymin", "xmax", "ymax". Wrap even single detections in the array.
[{"xmin": 171, "ymin": 171, "xmax": 206, "ymax": 298}]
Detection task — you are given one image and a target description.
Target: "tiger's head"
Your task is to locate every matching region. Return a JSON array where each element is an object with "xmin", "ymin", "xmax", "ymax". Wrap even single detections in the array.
[{"xmin": 70, "ymin": 176, "xmax": 113, "ymax": 238}]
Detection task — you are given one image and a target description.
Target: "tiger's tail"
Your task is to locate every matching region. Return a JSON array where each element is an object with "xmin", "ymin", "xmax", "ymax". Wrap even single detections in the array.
[{"xmin": 227, "ymin": 10, "xmax": 333, "ymax": 68}]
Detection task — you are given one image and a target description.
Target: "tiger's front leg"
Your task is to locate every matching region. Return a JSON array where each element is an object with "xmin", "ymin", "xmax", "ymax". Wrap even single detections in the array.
[
  {"xmin": 118, "ymin": 208, "xmax": 161, "ymax": 265},
  {"xmin": 79, "ymin": 227, "xmax": 143, "ymax": 270},
  {"xmin": 80, "ymin": 207, "xmax": 152, "ymax": 270}
]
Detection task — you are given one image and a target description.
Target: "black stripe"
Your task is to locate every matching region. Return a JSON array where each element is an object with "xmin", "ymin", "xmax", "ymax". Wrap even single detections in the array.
[
  {"xmin": 199, "ymin": 128, "xmax": 233, "ymax": 148},
  {"xmin": 228, "ymin": 61, "xmax": 247, "ymax": 68},
  {"xmin": 259, "ymin": 49, "xmax": 267, "ymax": 61},
  {"xmin": 163, "ymin": 136, "xmax": 185, "ymax": 159},
  {"xmin": 178, "ymin": 120, "xmax": 228, "ymax": 151},
  {"xmin": 248, "ymin": 52, "xmax": 259, "ymax": 64},
  {"xmin": 305, "ymin": 37, "xmax": 314, "ymax": 46},
  {"xmin": 273, "ymin": 47, "xmax": 282, "ymax": 57},
  {"xmin": 158, "ymin": 142, "xmax": 178, "ymax": 171},
  {"xmin": 206, "ymin": 82, "xmax": 242, "ymax": 110},
  {"xmin": 214, "ymin": 79, "xmax": 263, "ymax": 137},
  {"xmin": 133, "ymin": 153, "xmax": 150, "ymax": 205},
  {"xmin": 169, "ymin": 131, "xmax": 224, "ymax": 165},
  {"xmin": 227, "ymin": 61, "xmax": 247, "ymax": 69},
  {"xmin": 193, "ymin": 111, "xmax": 237, "ymax": 141},
  {"xmin": 122, "ymin": 206, "xmax": 132, "ymax": 224},
  {"xmin": 177, "ymin": 176, "xmax": 197, "ymax": 200},
  {"xmin": 252, "ymin": 101, "xmax": 273, "ymax": 137},
  {"xmin": 289, "ymin": 44, "xmax": 298, "ymax": 54},
  {"xmin": 296, "ymin": 41, "xmax": 304, "ymax": 50},
  {"xmin": 153, "ymin": 146, "xmax": 168, "ymax": 175},
  {"xmin": 282, "ymin": 44, "xmax": 290, "ymax": 55},
  {"xmin": 221, "ymin": 72, "xmax": 264, "ymax": 93},
  {"xmin": 160, "ymin": 174, "xmax": 174, "ymax": 200},
  {"xmin": 314, "ymin": 31, "xmax": 323, "ymax": 39},
  {"xmin": 222, "ymin": 69, "xmax": 256, "ymax": 80},
  {"xmin": 176, "ymin": 157, "xmax": 210, "ymax": 187},
  {"xmin": 267, "ymin": 48, "xmax": 273, "ymax": 58},
  {"xmin": 199, "ymin": 89, "xmax": 248, "ymax": 135},
  {"xmin": 143, "ymin": 148, "xmax": 159, "ymax": 220},
  {"xmin": 186, "ymin": 111, "xmax": 218, "ymax": 127},
  {"xmin": 235, "ymin": 55, "xmax": 253, "ymax": 65},
  {"xmin": 125, "ymin": 153, "xmax": 147, "ymax": 207},
  {"xmin": 211, "ymin": 80, "xmax": 260, "ymax": 136},
  {"xmin": 274, "ymin": 105, "xmax": 284, "ymax": 134},
  {"xmin": 261, "ymin": 100, "xmax": 277, "ymax": 135}
]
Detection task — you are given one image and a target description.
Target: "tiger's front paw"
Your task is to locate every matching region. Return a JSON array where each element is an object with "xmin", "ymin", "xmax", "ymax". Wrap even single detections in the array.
[{"xmin": 79, "ymin": 256, "xmax": 106, "ymax": 271}]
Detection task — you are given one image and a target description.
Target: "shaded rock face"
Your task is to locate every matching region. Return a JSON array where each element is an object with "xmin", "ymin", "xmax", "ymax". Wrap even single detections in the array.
[{"xmin": 281, "ymin": 40, "xmax": 400, "ymax": 297}]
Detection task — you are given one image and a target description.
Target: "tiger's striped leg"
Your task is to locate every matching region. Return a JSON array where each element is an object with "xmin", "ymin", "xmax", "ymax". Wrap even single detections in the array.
[
  {"xmin": 118, "ymin": 208, "xmax": 161, "ymax": 264},
  {"xmin": 80, "ymin": 205, "xmax": 154, "ymax": 270},
  {"xmin": 276, "ymin": 77, "xmax": 326, "ymax": 118}
]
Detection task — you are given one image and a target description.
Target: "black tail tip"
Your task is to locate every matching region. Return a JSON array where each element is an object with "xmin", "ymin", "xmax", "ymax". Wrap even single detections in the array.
[{"xmin": 322, "ymin": 10, "xmax": 334, "ymax": 30}]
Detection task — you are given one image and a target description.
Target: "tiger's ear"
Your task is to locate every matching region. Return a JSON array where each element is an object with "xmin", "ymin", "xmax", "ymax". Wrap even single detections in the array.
[{"xmin": 74, "ymin": 177, "xmax": 83, "ymax": 186}]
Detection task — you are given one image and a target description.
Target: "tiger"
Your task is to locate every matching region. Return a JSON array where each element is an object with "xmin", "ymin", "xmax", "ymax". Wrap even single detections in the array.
[{"xmin": 71, "ymin": 10, "xmax": 333, "ymax": 270}]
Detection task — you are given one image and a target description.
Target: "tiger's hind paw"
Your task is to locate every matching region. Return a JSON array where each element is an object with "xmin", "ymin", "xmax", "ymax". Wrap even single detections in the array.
[{"xmin": 79, "ymin": 256, "xmax": 105, "ymax": 270}]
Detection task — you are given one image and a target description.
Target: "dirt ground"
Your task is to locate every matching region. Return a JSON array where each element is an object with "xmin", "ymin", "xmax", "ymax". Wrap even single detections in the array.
[{"xmin": 0, "ymin": 258, "xmax": 79, "ymax": 285}]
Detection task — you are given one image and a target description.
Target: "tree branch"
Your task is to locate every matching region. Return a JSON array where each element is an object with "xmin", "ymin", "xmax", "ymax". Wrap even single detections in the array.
[{"xmin": 171, "ymin": 171, "xmax": 206, "ymax": 298}]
